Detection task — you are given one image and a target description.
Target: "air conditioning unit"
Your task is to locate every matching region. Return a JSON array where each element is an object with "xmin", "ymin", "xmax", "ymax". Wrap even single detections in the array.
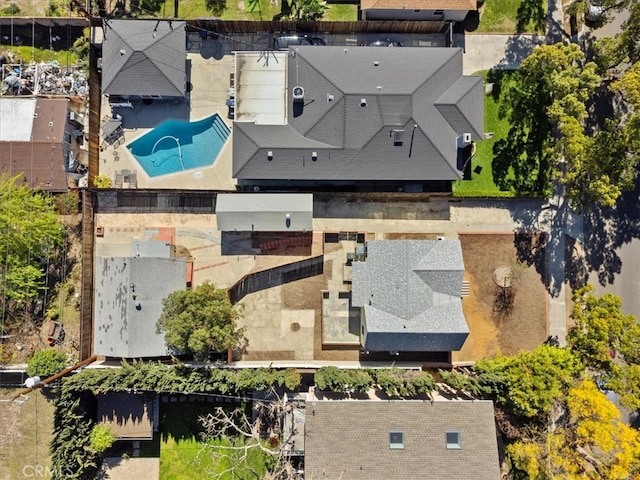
[
  {"xmin": 463, "ymin": 133, "xmax": 472, "ymax": 144},
  {"xmin": 292, "ymin": 86, "xmax": 304, "ymax": 102}
]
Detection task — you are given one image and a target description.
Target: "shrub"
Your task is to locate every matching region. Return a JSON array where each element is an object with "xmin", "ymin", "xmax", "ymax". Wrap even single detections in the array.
[
  {"xmin": 54, "ymin": 191, "xmax": 80, "ymax": 215},
  {"xmin": 89, "ymin": 424, "xmax": 116, "ymax": 453},
  {"xmin": 92, "ymin": 175, "xmax": 112, "ymax": 189},
  {"xmin": 26, "ymin": 349, "xmax": 67, "ymax": 378}
]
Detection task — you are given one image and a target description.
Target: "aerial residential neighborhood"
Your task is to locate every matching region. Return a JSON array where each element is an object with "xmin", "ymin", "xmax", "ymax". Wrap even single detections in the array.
[{"xmin": 0, "ymin": 0, "xmax": 640, "ymax": 479}]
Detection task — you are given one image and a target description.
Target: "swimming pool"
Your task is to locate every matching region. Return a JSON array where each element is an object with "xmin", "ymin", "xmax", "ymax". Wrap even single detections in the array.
[{"xmin": 127, "ymin": 114, "xmax": 230, "ymax": 177}]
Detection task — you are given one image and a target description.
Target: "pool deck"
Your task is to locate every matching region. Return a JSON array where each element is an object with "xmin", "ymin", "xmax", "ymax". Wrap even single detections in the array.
[{"xmin": 99, "ymin": 53, "xmax": 236, "ymax": 191}]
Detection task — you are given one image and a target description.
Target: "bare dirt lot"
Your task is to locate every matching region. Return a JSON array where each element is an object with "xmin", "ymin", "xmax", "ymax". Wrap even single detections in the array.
[
  {"xmin": 454, "ymin": 233, "xmax": 548, "ymax": 363},
  {"xmin": 0, "ymin": 389, "xmax": 54, "ymax": 480}
]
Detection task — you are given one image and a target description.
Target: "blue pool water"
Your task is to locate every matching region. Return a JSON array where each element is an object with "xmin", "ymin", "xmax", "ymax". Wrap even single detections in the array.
[{"xmin": 127, "ymin": 114, "xmax": 230, "ymax": 177}]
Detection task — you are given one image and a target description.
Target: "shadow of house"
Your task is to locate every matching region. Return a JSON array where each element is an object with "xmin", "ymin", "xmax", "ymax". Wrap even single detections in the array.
[
  {"xmin": 0, "ymin": 97, "xmax": 74, "ymax": 192},
  {"xmin": 303, "ymin": 398, "xmax": 501, "ymax": 480},
  {"xmin": 101, "ymin": 19, "xmax": 187, "ymax": 100},
  {"xmin": 352, "ymin": 240, "xmax": 469, "ymax": 354},
  {"xmin": 233, "ymin": 47, "xmax": 483, "ymax": 192},
  {"xmin": 97, "ymin": 392, "xmax": 158, "ymax": 441}
]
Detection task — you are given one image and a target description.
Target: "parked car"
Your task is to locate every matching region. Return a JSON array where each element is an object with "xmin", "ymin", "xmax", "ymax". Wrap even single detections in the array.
[
  {"xmin": 361, "ymin": 39, "xmax": 404, "ymax": 47},
  {"xmin": 274, "ymin": 35, "xmax": 326, "ymax": 50}
]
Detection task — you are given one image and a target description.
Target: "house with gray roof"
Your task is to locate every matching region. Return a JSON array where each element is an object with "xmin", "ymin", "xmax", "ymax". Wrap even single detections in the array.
[
  {"xmin": 304, "ymin": 399, "xmax": 501, "ymax": 480},
  {"xmin": 352, "ymin": 240, "xmax": 468, "ymax": 353},
  {"xmin": 101, "ymin": 19, "xmax": 186, "ymax": 98},
  {"xmin": 94, "ymin": 255, "xmax": 187, "ymax": 358},
  {"xmin": 233, "ymin": 47, "xmax": 483, "ymax": 191}
]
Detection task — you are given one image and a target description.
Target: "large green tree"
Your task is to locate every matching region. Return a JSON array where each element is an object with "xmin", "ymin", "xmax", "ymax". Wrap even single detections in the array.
[
  {"xmin": 567, "ymin": 285, "xmax": 640, "ymax": 410},
  {"xmin": 567, "ymin": 285, "xmax": 640, "ymax": 371},
  {"xmin": 0, "ymin": 174, "xmax": 63, "ymax": 312},
  {"xmin": 507, "ymin": 380, "xmax": 640, "ymax": 479},
  {"xmin": 156, "ymin": 282, "xmax": 244, "ymax": 361},
  {"xmin": 473, "ymin": 344, "xmax": 582, "ymax": 418},
  {"xmin": 492, "ymin": 43, "xmax": 600, "ymax": 200}
]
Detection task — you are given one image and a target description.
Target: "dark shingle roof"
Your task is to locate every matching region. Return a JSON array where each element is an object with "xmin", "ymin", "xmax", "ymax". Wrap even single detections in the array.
[
  {"xmin": 304, "ymin": 400, "xmax": 501, "ymax": 480},
  {"xmin": 102, "ymin": 19, "xmax": 186, "ymax": 97},
  {"xmin": 233, "ymin": 47, "xmax": 483, "ymax": 183},
  {"xmin": 352, "ymin": 240, "xmax": 469, "ymax": 352}
]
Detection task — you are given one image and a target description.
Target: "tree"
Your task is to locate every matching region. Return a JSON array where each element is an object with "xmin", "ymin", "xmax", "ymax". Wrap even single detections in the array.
[
  {"xmin": 280, "ymin": 0, "xmax": 326, "ymax": 21},
  {"xmin": 156, "ymin": 282, "xmax": 244, "ymax": 360},
  {"xmin": 26, "ymin": 349, "xmax": 67, "ymax": 378},
  {"xmin": 492, "ymin": 43, "xmax": 600, "ymax": 200},
  {"xmin": 89, "ymin": 424, "xmax": 116, "ymax": 454},
  {"xmin": 567, "ymin": 285, "xmax": 640, "ymax": 372},
  {"xmin": 0, "ymin": 175, "xmax": 63, "ymax": 314},
  {"xmin": 198, "ymin": 390, "xmax": 300, "ymax": 479},
  {"xmin": 506, "ymin": 380, "xmax": 640, "ymax": 479},
  {"xmin": 474, "ymin": 345, "xmax": 582, "ymax": 418}
]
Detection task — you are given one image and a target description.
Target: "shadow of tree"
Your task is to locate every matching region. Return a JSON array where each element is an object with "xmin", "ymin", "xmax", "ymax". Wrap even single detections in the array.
[
  {"xmin": 206, "ymin": 0, "xmax": 226, "ymax": 16},
  {"xmin": 497, "ymin": 34, "xmax": 544, "ymax": 70},
  {"xmin": 516, "ymin": 0, "xmax": 546, "ymax": 33}
]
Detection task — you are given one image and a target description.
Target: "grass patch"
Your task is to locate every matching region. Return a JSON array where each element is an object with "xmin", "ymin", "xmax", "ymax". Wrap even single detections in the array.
[
  {"xmin": 477, "ymin": 0, "xmax": 545, "ymax": 33},
  {"xmin": 0, "ymin": 389, "xmax": 55, "ymax": 479},
  {"xmin": 165, "ymin": 0, "xmax": 356, "ymax": 21},
  {"xmin": 157, "ymin": 401, "xmax": 272, "ymax": 480},
  {"xmin": 453, "ymin": 70, "xmax": 514, "ymax": 198},
  {"xmin": 1, "ymin": 45, "xmax": 81, "ymax": 66}
]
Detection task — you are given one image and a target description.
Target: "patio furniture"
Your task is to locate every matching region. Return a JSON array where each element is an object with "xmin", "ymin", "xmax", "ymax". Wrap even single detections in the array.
[
  {"xmin": 128, "ymin": 170, "xmax": 137, "ymax": 188},
  {"xmin": 101, "ymin": 118, "xmax": 122, "ymax": 139}
]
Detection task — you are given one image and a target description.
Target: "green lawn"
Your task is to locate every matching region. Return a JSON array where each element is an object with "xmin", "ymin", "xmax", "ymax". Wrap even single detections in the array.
[
  {"xmin": 168, "ymin": 0, "xmax": 356, "ymax": 21},
  {"xmin": 477, "ymin": 0, "xmax": 546, "ymax": 33},
  {"xmin": 452, "ymin": 71, "xmax": 514, "ymax": 198},
  {"xmin": 157, "ymin": 401, "xmax": 272, "ymax": 480}
]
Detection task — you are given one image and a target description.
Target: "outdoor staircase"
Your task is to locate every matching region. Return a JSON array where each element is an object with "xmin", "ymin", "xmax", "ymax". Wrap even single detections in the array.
[{"xmin": 461, "ymin": 280, "xmax": 470, "ymax": 297}]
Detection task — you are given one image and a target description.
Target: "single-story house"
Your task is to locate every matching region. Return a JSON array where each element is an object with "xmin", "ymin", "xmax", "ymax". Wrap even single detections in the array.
[
  {"xmin": 0, "ymin": 97, "xmax": 73, "ymax": 192},
  {"xmin": 101, "ymin": 19, "xmax": 186, "ymax": 99},
  {"xmin": 360, "ymin": 0, "xmax": 477, "ymax": 22},
  {"xmin": 304, "ymin": 399, "xmax": 501, "ymax": 480},
  {"xmin": 94, "ymin": 241, "xmax": 188, "ymax": 358},
  {"xmin": 352, "ymin": 240, "xmax": 469, "ymax": 353},
  {"xmin": 233, "ymin": 47, "xmax": 483, "ymax": 192}
]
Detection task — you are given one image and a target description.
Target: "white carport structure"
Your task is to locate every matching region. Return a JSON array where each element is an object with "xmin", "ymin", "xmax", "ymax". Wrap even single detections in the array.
[
  {"xmin": 215, "ymin": 193, "xmax": 313, "ymax": 231},
  {"xmin": 234, "ymin": 51, "xmax": 288, "ymax": 125}
]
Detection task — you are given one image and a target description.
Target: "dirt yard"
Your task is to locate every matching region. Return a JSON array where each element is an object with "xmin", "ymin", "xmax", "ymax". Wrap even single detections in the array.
[
  {"xmin": 1, "ymin": 214, "xmax": 82, "ymax": 366},
  {"xmin": 454, "ymin": 233, "xmax": 548, "ymax": 363},
  {"xmin": 0, "ymin": 389, "xmax": 55, "ymax": 480}
]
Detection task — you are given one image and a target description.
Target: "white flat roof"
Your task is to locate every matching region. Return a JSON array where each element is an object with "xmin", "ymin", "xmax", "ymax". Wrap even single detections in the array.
[
  {"xmin": 216, "ymin": 193, "xmax": 313, "ymax": 231},
  {"xmin": 235, "ymin": 52, "xmax": 287, "ymax": 125},
  {"xmin": 0, "ymin": 98, "xmax": 35, "ymax": 141}
]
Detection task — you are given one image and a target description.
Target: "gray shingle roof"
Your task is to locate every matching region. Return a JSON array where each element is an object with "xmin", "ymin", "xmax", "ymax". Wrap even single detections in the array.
[
  {"xmin": 94, "ymin": 257, "xmax": 187, "ymax": 358},
  {"xmin": 304, "ymin": 400, "xmax": 501, "ymax": 480},
  {"xmin": 352, "ymin": 240, "xmax": 469, "ymax": 352},
  {"xmin": 233, "ymin": 47, "xmax": 483, "ymax": 183},
  {"xmin": 216, "ymin": 193, "xmax": 313, "ymax": 231},
  {"xmin": 102, "ymin": 20, "xmax": 186, "ymax": 97}
]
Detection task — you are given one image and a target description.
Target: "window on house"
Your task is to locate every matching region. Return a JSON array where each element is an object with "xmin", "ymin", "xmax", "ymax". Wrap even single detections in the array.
[
  {"xmin": 389, "ymin": 431, "xmax": 405, "ymax": 449},
  {"xmin": 446, "ymin": 431, "xmax": 462, "ymax": 449}
]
